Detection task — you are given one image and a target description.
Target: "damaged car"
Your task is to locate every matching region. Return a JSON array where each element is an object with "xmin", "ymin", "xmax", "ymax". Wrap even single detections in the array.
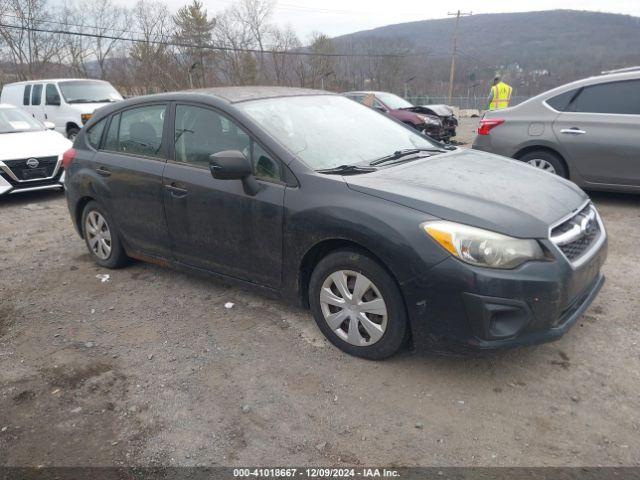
[{"xmin": 344, "ymin": 91, "xmax": 449, "ymax": 141}]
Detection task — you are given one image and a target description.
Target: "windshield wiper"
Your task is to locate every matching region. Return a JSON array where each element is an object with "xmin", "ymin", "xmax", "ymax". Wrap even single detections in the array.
[
  {"xmin": 316, "ymin": 164, "xmax": 377, "ymax": 175},
  {"xmin": 369, "ymin": 147, "xmax": 445, "ymax": 166},
  {"xmin": 67, "ymin": 99, "xmax": 95, "ymax": 104}
]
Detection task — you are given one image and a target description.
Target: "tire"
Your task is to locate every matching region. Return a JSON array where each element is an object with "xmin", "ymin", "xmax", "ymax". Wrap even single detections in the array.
[
  {"xmin": 518, "ymin": 150, "xmax": 568, "ymax": 178},
  {"xmin": 309, "ymin": 249, "xmax": 408, "ymax": 360},
  {"xmin": 81, "ymin": 200, "xmax": 129, "ymax": 269},
  {"xmin": 67, "ymin": 126, "xmax": 80, "ymax": 141}
]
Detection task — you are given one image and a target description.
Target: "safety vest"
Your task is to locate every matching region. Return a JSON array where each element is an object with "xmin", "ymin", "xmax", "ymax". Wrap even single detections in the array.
[{"xmin": 489, "ymin": 82, "xmax": 513, "ymax": 110}]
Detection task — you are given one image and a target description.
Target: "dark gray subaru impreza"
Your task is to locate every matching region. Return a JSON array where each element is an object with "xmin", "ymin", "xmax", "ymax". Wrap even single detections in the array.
[{"xmin": 62, "ymin": 87, "xmax": 607, "ymax": 359}]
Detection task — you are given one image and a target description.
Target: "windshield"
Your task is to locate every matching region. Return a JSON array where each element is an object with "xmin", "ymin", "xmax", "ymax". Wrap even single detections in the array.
[
  {"xmin": 376, "ymin": 93, "xmax": 413, "ymax": 110},
  {"xmin": 0, "ymin": 107, "xmax": 44, "ymax": 134},
  {"xmin": 58, "ymin": 81, "xmax": 123, "ymax": 104},
  {"xmin": 237, "ymin": 95, "xmax": 438, "ymax": 170}
]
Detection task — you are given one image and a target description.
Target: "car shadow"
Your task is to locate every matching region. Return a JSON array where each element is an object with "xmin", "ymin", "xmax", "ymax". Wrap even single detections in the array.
[
  {"xmin": 0, "ymin": 190, "xmax": 64, "ymax": 209},
  {"xmin": 587, "ymin": 189, "xmax": 640, "ymax": 207}
]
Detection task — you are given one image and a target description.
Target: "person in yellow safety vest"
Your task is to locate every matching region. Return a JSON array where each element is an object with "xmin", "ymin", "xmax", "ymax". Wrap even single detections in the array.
[{"xmin": 488, "ymin": 76, "xmax": 513, "ymax": 110}]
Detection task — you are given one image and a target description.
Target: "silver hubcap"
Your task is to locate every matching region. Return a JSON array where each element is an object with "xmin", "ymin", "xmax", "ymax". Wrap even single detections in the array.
[
  {"xmin": 85, "ymin": 211, "xmax": 112, "ymax": 260},
  {"xmin": 319, "ymin": 270, "xmax": 388, "ymax": 346},
  {"xmin": 527, "ymin": 158, "xmax": 556, "ymax": 174}
]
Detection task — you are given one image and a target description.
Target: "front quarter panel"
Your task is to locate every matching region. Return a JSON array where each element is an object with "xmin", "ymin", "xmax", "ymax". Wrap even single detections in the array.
[{"xmin": 281, "ymin": 173, "xmax": 451, "ymax": 343}]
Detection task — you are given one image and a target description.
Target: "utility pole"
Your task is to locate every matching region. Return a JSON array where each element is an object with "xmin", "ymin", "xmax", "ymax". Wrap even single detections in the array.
[{"xmin": 447, "ymin": 10, "xmax": 472, "ymax": 105}]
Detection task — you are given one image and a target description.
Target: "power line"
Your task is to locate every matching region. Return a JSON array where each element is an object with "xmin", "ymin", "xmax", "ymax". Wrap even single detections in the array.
[{"xmin": 0, "ymin": 22, "xmax": 465, "ymax": 59}]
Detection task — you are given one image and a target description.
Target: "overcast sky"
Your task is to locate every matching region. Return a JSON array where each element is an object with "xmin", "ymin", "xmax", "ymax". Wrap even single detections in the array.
[{"xmin": 155, "ymin": 0, "xmax": 640, "ymax": 38}]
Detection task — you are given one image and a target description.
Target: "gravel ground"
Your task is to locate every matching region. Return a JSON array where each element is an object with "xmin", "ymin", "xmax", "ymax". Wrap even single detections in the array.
[{"xmin": 1, "ymin": 119, "xmax": 639, "ymax": 467}]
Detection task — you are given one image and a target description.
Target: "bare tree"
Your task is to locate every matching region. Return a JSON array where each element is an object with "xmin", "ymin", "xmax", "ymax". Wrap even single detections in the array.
[
  {"xmin": 269, "ymin": 25, "xmax": 300, "ymax": 86},
  {"xmin": 231, "ymin": 0, "xmax": 274, "ymax": 82},
  {"xmin": 0, "ymin": 0, "xmax": 63, "ymax": 79},
  {"xmin": 84, "ymin": 0, "xmax": 130, "ymax": 79},
  {"xmin": 129, "ymin": 0, "xmax": 177, "ymax": 93}
]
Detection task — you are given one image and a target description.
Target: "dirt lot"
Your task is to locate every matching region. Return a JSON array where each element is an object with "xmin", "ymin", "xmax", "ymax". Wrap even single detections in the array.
[{"xmin": 1, "ymin": 119, "xmax": 639, "ymax": 467}]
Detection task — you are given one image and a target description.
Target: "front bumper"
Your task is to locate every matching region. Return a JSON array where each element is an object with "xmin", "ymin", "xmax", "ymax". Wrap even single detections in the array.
[
  {"xmin": 0, "ymin": 161, "xmax": 65, "ymax": 196},
  {"xmin": 422, "ymin": 123, "xmax": 447, "ymax": 140},
  {"xmin": 403, "ymin": 235, "xmax": 608, "ymax": 350}
]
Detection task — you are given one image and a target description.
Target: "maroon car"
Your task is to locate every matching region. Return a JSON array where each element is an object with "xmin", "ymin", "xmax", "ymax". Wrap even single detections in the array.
[{"xmin": 344, "ymin": 91, "xmax": 446, "ymax": 141}]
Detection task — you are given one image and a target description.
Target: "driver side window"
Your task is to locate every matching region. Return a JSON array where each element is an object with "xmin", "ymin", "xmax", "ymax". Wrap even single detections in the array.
[{"xmin": 174, "ymin": 104, "xmax": 282, "ymax": 181}]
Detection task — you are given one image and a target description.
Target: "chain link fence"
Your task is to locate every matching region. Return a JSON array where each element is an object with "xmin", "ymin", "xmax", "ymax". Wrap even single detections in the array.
[{"xmin": 406, "ymin": 95, "xmax": 530, "ymax": 110}]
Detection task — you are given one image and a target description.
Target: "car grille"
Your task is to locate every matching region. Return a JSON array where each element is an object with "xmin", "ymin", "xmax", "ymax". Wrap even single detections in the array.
[
  {"xmin": 1, "ymin": 156, "xmax": 59, "ymax": 183},
  {"xmin": 550, "ymin": 204, "xmax": 603, "ymax": 264}
]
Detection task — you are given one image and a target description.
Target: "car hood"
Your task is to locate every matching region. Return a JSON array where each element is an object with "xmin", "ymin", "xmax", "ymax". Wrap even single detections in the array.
[
  {"xmin": 417, "ymin": 104, "xmax": 455, "ymax": 117},
  {"xmin": 67, "ymin": 102, "xmax": 115, "ymax": 114},
  {"xmin": 345, "ymin": 150, "xmax": 588, "ymax": 239},
  {"xmin": 0, "ymin": 130, "xmax": 72, "ymax": 161}
]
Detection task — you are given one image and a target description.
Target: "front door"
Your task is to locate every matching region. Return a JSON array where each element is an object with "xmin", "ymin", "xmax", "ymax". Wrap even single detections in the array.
[
  {"xmin": 162, "ymin": 103, "xmax": 286, "ymax": 288},
  {"xmin": 94, "ymin": 103, "xmax": 172, "ymax": 258},
  {"xmin": 552, "ymin": 79, "xmax": 640, "ymax": 186},
  {"xmin": 43, "ymin": 83, "xmax": 65, "ymax": 132}
]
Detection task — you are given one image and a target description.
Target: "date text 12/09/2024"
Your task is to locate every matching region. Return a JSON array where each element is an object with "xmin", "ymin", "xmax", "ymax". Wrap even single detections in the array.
[{"xmin": 233, "ymin": 468, "xmax": 400, "ymax": 478}]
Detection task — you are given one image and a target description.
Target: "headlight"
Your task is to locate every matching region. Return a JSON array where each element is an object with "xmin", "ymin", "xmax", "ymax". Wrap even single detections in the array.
[
  {"xmin": 417, "ymin": 114, "xmax": 441, "ymax": 125},
  {"xmin": 422, "ymin": 220, "xmax": 545, "ymax": 269},
  {"xmin": 81, "ymin": 113, "xmax": 92, "ymax": 124}
]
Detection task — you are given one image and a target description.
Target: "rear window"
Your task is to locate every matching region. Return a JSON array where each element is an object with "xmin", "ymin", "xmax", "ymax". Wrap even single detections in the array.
[
  {"xmin": 86, "ymin": 118, "xmax": 107, "ymax": 149},
  {"xmin": 23, "ymin": 85, "xmax": 31, "ymax": 106},
  {"xmin": 106, "ymin": 105, "xmax": 166, "ymax": 158},
  {"xmin": 546, "ymin": 89, "xmax": 579, "ymax": 111},
  {"xmin": 571, "ymin": 80, "xmax": 640, "ymax": 115},
  {"xmin": 103, "ymin": 114, "xmax": 120, "ymax": 151}
]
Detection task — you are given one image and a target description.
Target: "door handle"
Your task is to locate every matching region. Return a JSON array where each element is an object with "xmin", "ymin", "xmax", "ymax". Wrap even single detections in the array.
[
  {"xmin": 96, "ymin": 166, "xmax": 111, "ymax": 177},
  {"xmin": 560, "ymin": 128, "xmax": 587, "ymax": 135},
  {"xmin": 44, "ymin": 113, "xmax": 48, "ymax": 119},
  {"xmin": 165, "ymin": 183, "xmax": 188, "ymax": 197}
]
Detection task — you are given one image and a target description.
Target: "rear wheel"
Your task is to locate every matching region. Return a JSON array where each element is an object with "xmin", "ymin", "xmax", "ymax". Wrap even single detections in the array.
[
  {"xmin": 81, "ymin": 201, "xmax": 128, "ymax": 268},
  {"xmin": 518, "ymin": 150, "xmax": 568, "ymax": 178},
  {"xmin": 309, "ymin": 249, "xmax": 408, "ymax": 360}
]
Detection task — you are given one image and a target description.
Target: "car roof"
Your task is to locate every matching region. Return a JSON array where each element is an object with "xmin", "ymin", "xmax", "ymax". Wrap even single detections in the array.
[
  {"xmin": 344, "ymin": 91, "xmax": 395, "ymax": 96},
  {"xmin": 181, "ymin": 86, "xmax": 330, "ymax": 103},
  {"xmin": 3, "ymin": 78, "xmax": 111, "ymax": 86}
]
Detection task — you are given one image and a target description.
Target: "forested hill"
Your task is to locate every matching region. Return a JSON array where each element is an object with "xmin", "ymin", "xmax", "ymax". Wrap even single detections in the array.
[{"xmin": 333, "ymin": 10, "xmax": 640, "ymax": 91}]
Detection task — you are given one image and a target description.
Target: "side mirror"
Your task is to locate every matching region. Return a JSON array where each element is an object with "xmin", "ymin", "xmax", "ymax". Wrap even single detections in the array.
[
  {"xmin": 209, "ymin": 150, "xmax": 260, "ymax": 196},
  {"xmin": 44, "ymin": 121, "xmax": 56, "ymax": 130},
  {"xmin": 48, "ymin": 97, "xmax": 61, "ymax": 106}
]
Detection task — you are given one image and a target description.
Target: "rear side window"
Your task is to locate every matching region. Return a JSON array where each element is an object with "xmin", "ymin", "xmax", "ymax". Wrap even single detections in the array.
[
  {"xmin": 572, "ymin": 80, "xmax": 640, "ymax": 115},
  {"xmin": 31, "ymin": 84, "xmax": 43, "ymax": 105},
  {"xmin": 546, "ymin": 89, "xmax": 578, "ymax": 112},
  {"xmin": 117, "ymin": 105, "xmax": 166, "ymax": 158},
  {"xmin": 86, "ymin": 118, "xmax": 107, "ymax": 149},
  {"xmin": 103, "ymin": 114, "xmax": 120, "ymax": 151},
  {"xmin": 23, "ymin": 85, "xmax": 31, "ymax": 105}
]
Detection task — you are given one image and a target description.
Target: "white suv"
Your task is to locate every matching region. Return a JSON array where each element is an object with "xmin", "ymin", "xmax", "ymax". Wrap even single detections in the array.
[{"xmin": 0, "ymin": 79, "xmax": 123, "ymax": 140}]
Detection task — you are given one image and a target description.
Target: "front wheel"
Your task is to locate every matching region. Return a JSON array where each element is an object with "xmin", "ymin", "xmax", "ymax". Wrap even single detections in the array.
[
  {"xmin": 81, "ymin": 200, "xmax": 129, "ymax": 268},
  {"xmin": 67, "ymin": 126, "xmax": 80, "ymax": 141},
  {"xmin": 309, "ymin": 249, "xmax": 408, "ymax": 360}
]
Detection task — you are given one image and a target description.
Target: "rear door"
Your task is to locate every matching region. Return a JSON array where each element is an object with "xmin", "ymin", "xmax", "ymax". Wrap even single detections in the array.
[
  {"xmin": 162, "ymin": 102, "xmax": 286, "ymax": 287},
  {"xmin": 92, "ymin": 103, "xmax": 172, "ymax": 258},
  {"xmin": 552, "ymin": 79, "xmax": 640, "ymax": 186}
]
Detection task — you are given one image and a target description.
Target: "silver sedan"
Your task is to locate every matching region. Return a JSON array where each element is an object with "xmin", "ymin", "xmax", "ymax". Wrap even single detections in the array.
[{"xmin": 472, "ymin": 69, "xmax": 640, "ymax": 193}]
